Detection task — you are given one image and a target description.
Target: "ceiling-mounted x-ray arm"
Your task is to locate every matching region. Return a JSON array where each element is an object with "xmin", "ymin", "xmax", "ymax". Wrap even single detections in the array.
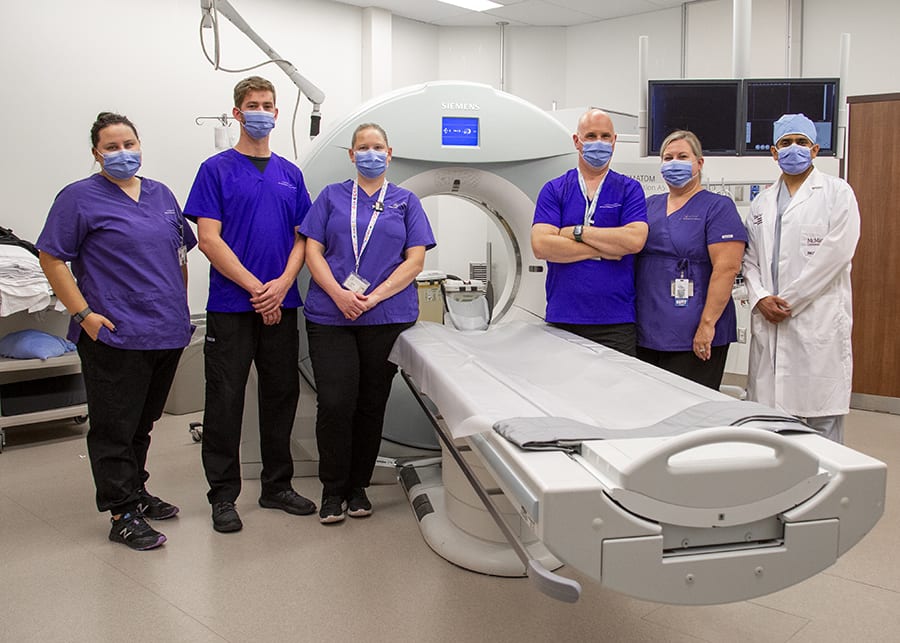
[{"xmin": 200, "ymin": 0, "xmax": 325, "ymax": 136}]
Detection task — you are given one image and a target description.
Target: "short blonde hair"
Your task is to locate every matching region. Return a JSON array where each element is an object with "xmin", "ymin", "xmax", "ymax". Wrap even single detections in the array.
[{"xmin": 659, "ymin": 130, "xmax": 703, "ymax": 160}]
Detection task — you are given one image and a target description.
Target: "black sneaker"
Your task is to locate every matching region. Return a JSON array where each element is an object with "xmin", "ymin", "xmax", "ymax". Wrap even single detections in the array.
[
  {"xmin": 137, "ymin": 489, "xmax": 180, "ymax": 520},
  {"xmin": 211, "ymin": 501, "xmax": 243, "ymax": 533},
  {"xmin": 258, "ymin": 489, "xmax": 316, "ymax": 516},
  {"xmin": 109, "ymin": 512, "xmax": 166, "ymax": 550},
  {"xmin": 346, "ymin": 488, "xmax": 372, "ymax": 518},
  {"xmin": 319, "ymin": 496, "xmax": 346, "ymax": 524}
]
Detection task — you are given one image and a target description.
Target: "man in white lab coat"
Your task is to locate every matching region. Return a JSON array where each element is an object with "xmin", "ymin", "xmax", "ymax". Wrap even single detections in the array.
[{"xmin": 743, "ymin": 113, "xmax": 860, "ymax": 443}]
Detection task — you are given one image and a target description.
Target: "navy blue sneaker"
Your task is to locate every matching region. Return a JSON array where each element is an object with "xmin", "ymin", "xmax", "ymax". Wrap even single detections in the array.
[{"xmin": 109, "ymin": 512, "xmax": 166, "ymax": 550}]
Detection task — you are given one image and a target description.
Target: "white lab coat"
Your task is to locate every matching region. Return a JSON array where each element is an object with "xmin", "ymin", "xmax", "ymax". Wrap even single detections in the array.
[{"xmin": 743, "ymin": 168, "xmax": 860, "ymax": 417}]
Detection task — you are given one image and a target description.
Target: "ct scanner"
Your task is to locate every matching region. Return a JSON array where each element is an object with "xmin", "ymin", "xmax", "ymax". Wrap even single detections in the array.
[{"xmin": 249, "ymin": 81, "xmax": 886, "ymax": 605}]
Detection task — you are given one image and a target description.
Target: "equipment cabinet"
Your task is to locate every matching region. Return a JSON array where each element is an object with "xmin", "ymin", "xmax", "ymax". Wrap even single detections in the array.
[{"xmin": 0, "ymin": 308, "xmax": 87, "ymax": 452}]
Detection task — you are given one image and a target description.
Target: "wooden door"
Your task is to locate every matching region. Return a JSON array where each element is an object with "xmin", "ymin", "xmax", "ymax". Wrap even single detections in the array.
[{"xmin": 846, "ymin": 93, "xmax": 900, "ymax": 403}]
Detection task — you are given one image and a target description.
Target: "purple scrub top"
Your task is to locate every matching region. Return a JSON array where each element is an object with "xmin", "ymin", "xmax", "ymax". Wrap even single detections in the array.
[
  {"xmin": 533, "ymin": 169, "xmax": 648, "ymax": 324},
  {"xmin": 299, "ymin": 180, "xmax": 435, "ymax": 326},
  {"xmin": 36, "ymin": 173, "xmax": 196, "ymax": 350},
  {"xmin": 184, "ymin": 149, "xmax": 311, "ymax": 312},
  {"xmin": 635, "ymin": 190, "xmax": 747, "ymax": 351}
]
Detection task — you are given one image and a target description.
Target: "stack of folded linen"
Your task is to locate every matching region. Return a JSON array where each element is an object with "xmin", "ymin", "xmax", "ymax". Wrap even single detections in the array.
[{"xmin": 0, "ymin": 245, "xmax": 52, "ymax": 317}]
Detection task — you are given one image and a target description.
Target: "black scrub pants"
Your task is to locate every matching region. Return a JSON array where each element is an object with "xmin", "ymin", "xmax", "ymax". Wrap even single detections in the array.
[
  {"xmin": 550, "ymin": 322, "xmax": 638, "ymax": 357},
  {"xmin": 201, "ymin": 309, "xmax": 300, "ymax": 505},
  {"xmin": 77, "ymin": 335, "xmax": 183, "ymax": 515},
  {"xmin": 636, "ymin": 344, "xmax": 730, "ymax": 390},
  {"xmin": 306, "ymin": 319, "xmax": 413, "ymax": 499}
]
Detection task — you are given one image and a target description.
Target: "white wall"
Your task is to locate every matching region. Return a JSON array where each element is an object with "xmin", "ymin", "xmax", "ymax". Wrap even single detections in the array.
[
  {"xmin": 437, "ymin": 27, "xmax": 500, "ymax": 87},
  {"xmin": 802, "ymin": 0, "xmax": 900, "ymax": 96},
  {"xmin": 0, "ymin": 0, "xmax": 363, "ymax": 311},
  {"xmin": 392, "ymin": 17, "xmax": 439, "ymax": 88},
  {"xmin": 684, "ymin": 0, "xmax": 844, "ymax": 78},
  {"xmin": 503, "ymin": 27, "xmax": 567, "ymax": 111},
  {"xmin": 566, "ymin": 8, "xmax": 682, "ymax": 114}
]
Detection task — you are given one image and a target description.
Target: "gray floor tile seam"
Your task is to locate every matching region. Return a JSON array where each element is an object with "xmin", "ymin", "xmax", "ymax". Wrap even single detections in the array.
[
  {"xmin": 636, "ymin": 615, "xmax": 730, "ymax": 643},
  {"xmin": 786, "ymin": 617, "xmax": 900, "ymax": 643},
  {"xmin": 0, "ymin": 488, "xmax": 58, "ymax": 521},
  {"xmin": 0, "ymin": 491, "xmax": 212, "ymax": 629},
  {"xmin": 87, "ymin": 552, "xmax": 233, "ymax": 643},
  {"xmin": 643, "ymin": 601, "xmax": 811, "ymax": 643},
  {"xmin": 745, "ymin": 596, "xmax": 816, "ymax": 625},
  {"xmin": 785, "ymin": 618, "xmax": 816, "ymax": 642},
  {"xmin": 817, "ymin": 569, "xmax": 900, "ymax": 594},
  {"xmin": 629, "ymin": 622, "xmax": 715, "ymax": 643}
]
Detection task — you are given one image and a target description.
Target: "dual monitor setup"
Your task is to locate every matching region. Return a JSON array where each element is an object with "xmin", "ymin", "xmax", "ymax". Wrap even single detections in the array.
[{"xmin": 648, "ymin": 78, "xmax": 839, "ymax": 156}]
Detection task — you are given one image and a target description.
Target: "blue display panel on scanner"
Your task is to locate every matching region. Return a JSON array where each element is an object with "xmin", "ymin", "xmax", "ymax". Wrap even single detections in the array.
[{"xmin": 442, "ymin": 116, "xmax": 479, "ymax": 147}]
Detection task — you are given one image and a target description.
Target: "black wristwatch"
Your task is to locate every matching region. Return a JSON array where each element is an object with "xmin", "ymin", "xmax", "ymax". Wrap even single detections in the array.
[
  {"xmin": 573, "ymin": 224, "xmax": 584, "ymax": 242},
  {"xmin": 73, "ymin": 307, "xmax": 92, "ymax": 324}
]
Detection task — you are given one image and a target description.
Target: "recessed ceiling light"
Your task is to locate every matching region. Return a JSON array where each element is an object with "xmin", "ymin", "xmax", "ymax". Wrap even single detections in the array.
[{"xmin": 438, "ymin": 0, "xmax": 503, "ymax": 12}]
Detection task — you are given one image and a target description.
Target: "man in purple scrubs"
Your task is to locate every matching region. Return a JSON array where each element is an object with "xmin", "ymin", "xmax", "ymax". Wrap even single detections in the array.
[
  {"xmin": 532, "ymin": 109, "xmax": 649, "ymax": 355},
  {"xmin": 185, "ymin": 76, "xmax": 315, "ymax": 533}
]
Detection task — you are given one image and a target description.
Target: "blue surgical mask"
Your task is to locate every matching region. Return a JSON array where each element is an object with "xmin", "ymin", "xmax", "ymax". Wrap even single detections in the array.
[
  {"xmin": 777, "ymin": 144, "xmax": 813, "ymax": 175},
  {"xmin": 101, "ymin": 149, "xmax": 142, "ymax": 180},
  {"xmin": 241, "ymin": 110, "xmax": 276, "ymax": 139},
  {"xmin": 354, "ymin": 149, "xmax": 388, "ymax": 179},
  {"xmin": 580, "ymin": 140, "xmax": 613, "ymax": 168},
  {"xmin": 660, "ymin": 160, "xmax": 696, "ymax": 188}
]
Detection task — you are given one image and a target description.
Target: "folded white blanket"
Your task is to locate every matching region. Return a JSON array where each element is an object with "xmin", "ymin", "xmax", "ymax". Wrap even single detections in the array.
[{"xmin": 0, "ymin": 245, "xmax": 52, "ymax": 316}]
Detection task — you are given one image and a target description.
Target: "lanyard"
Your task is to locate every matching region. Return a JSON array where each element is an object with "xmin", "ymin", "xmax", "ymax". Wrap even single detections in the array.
[
  {"xmin": 350, "ymin": 179, "xmax": 389, "ymax": 273},
  {"xmin": 577, "ymin": 171, "xmax": 606, "ymax": 226},
  {"xmin": 665, "ymin": 211, "xmax": 692, "ymax": 279}
]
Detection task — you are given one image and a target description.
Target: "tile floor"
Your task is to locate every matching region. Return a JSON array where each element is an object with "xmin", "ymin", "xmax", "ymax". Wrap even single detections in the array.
[{"xmin": 0, "ymin": 408, "xmax": 897, "ymax": 642}]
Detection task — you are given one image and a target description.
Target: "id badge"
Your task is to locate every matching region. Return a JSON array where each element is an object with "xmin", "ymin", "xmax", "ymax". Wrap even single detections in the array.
[
  {"xmin": 671, "ymin": 278, "xmax": 693, "ymax": 307},
  {"xmin": 342, "ymin": 271, "xmax": 370, "ymax": 295},
  {"xmin": 178, "ymin": 244, "xmax": 187, "ymax": 266}
]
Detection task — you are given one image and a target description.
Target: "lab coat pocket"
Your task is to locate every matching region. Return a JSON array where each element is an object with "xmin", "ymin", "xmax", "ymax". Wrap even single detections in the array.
[
  {"xmin": 799, "ymin": 224, "xmax": 827, "ymax": 259},
  {"xmin": 803, "ymin": 294, "xmax": 840, "ymax": 344}
]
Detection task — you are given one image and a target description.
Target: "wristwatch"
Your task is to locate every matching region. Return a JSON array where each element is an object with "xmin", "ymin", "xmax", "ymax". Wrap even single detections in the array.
[
  {"xmin": 573, "ymin": 224, "xmax": 584, "ymax": 242},
  {"xmin": 72, "ymin": 307, "xmax": 92, "ymax": 324}
]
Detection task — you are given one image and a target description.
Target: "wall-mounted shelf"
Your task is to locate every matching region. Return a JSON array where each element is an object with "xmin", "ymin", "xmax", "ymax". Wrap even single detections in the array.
[{"xmin": 0, "ymin": 309, "xmax": 87, "ymax": 452}]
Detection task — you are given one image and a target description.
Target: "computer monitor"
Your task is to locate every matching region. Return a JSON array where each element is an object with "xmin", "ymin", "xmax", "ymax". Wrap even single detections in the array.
[
  {"xmin": 741, "ymin": 78, "xmax": 839, "ymax": 155},
  {"xmin": 647, "ymin": 80, "xmax": 742, "ymax": 156}
]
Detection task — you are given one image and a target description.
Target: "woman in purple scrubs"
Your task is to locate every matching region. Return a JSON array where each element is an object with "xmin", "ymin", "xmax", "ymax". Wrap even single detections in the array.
[
  {"xmin": 635, "ymin": 130, "xmax": 746, "ymax": 389},
  {"xmin": 300, "ymin": 123, "xmax": 435, "ymax": 524},
  {"xmin": 37, "ymin": 112, "xmax": 196, "ymax": 550}
]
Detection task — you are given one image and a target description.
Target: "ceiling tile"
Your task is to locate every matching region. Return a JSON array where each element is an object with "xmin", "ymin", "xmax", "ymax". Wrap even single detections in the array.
[{"xmin": 324, "ymin": 0, "xmax": 686, "ymax": 27}]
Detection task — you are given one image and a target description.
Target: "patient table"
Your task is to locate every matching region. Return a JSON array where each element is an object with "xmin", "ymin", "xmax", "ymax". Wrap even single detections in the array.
[{"xmin": 389, "ymin": 321, "xmax": 886, "ymax": 605}]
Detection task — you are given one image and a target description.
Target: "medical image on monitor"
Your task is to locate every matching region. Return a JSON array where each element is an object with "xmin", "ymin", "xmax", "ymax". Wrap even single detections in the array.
[
  {"xmin": 742, "ymin": 79, "xmax": 838, "ymax": 155},
  {"xmin": 442, "ymin": 116, "xmax": 479, "ymax": 147},
  {"xmin": 648, "ymin": 81, "xmax": 741, "ymax": 156}
]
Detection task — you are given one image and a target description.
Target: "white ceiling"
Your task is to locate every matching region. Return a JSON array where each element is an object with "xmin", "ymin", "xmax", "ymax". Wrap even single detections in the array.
[{"xmin": 329, "ymin": 0, "xmax": 687, "ymax": 27}]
